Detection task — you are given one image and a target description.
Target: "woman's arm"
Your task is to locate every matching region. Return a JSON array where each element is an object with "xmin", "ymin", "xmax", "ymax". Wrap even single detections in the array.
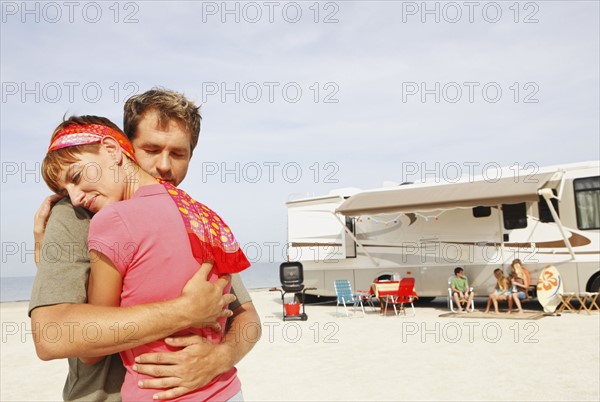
[
  {"xmin": 514, "ymin": 280, "xmax": 527, "ymax": 290},
  {"xmin": 79, "ymin": 250, "xmax": 123, "ymax": 365}
]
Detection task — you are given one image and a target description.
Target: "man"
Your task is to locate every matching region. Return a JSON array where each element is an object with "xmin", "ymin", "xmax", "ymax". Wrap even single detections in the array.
[{"xmin": 30, "ymin": 88, "xmax": 261, "ymax": 401}]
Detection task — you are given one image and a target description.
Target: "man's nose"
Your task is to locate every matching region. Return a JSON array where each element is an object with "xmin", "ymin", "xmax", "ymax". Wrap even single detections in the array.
[{"xmin": 155, "ymin": 153, "xmax": 172, "ymax": 176}]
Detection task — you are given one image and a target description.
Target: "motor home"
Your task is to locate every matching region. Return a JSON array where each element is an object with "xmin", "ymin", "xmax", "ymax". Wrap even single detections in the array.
[{"xmin": 286, "ymin": 161, "xmax": 600, "ymax": 299}]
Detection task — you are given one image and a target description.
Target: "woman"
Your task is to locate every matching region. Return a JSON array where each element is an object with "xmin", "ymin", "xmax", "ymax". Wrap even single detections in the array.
[
  {"xmin": 484, "ymin": 268, "xmax": 512, "ymax": 314},
  {"xmin": 42, "ymin": 116, "xmax": 250, "ymax": 401},
  {"xmin": 509, "ymin": 259, "xmax": 528, "ymax": 314}
]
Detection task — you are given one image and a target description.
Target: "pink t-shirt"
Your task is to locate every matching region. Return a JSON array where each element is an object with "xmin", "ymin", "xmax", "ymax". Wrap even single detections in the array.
[{"xmin": 88, "ymin": 184, "xmax": 240, "ymax": 401}]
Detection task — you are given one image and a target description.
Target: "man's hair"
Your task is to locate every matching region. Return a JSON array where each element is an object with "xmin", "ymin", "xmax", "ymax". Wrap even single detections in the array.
[
  {"xmin": 454, "ymin": 267, "xmax": 464, "ymax": 276},
  {"xmin": 42, "ymin": 115, "xmax": 123, "ymax": 194},
  {"xmin": 123, "ymin": 88, "xmax": 201, "ymax": 155}
]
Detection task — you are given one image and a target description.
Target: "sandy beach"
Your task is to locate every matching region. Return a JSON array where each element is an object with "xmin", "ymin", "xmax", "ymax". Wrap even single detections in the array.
[{"xmin": 1, "ymin": 291, "xmax": 599, "ymax": 401}]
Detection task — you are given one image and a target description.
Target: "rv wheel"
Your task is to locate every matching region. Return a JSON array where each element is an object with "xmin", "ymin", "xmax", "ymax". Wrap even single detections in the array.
[{"xmin": 589, "ymin": 275, "xmax": 600, "ymax": 293}]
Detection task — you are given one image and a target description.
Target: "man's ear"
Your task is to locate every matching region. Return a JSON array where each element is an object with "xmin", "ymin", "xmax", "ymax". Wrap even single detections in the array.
[{"xmin": 100, "ymin": 136, "xmax": 123, "ymax": 164}]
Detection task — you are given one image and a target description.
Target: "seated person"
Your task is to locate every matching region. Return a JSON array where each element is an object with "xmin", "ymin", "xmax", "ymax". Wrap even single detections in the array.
[
  {"xmin": 508, "ymin": 259, "xmax": 528, "ymax": 314},
  {"xmin": 484, "ymin": 268, "xmax": 512, "ymax": 314},
  {"xmin": 451, "ymin": 267, "xmax": 474, "ymax": 313}
]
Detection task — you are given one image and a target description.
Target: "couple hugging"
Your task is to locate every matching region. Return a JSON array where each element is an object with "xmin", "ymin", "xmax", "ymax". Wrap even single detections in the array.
[{"xmin": 30, "ymin": 88, "xmax": 260, "ymax": 401}]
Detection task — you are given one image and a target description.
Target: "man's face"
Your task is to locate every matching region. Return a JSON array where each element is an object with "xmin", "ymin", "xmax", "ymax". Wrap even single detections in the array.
[{"xmin": 131, "ymin": 110, "xmax": 192, "ymax": 186}]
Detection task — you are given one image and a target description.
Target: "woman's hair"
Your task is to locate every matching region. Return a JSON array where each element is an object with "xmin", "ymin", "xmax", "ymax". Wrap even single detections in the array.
[
  {"xmin": 42, "ymin": 116, "xmax": 123, "ymax": 194},
  {"xmin": 511, "ymin": 258, "xmax": 525, "ymax": 280},
  {"xmin": 123, "ymin": 88, "xmax": 201, "ymax": 155}
]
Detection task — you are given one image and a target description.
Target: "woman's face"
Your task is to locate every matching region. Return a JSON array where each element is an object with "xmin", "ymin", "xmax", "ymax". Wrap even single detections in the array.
[{"xmin": 59, "ymin": 145, "xmax": 125, "ymax": 213}]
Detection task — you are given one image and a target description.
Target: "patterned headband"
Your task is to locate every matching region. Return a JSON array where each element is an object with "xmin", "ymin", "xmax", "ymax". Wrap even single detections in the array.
[{"xmin": 48, "ymin": 124, "xmax": 136, "ymax": 162}]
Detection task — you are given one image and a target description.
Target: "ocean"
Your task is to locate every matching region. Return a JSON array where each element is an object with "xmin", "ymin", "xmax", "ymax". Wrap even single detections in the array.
[{"xmin": 0, "ymin": 261, "xmax": 280, "ymax": 303}]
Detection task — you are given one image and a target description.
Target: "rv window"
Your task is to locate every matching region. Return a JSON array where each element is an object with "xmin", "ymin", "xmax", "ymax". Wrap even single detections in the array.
[
  {"xmin": 538, "ymin": 190, "xmax": 559, "ymax": 223},
  {"xmin": 574, "ymin": 176, "xmax": 600, "ymax": 230},
  {"xmin": 473, "ymin": 206, "xmax": 491, "ymax": 218},
  {"xmin": 502, "ymin": 203, "xmax": 527, "ymax": 230}
]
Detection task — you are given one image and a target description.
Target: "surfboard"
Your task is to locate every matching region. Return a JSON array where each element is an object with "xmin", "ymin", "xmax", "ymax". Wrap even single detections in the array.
[{"xmin": 536, "ymin": 265, "xmax": 563, "ymax": 313}]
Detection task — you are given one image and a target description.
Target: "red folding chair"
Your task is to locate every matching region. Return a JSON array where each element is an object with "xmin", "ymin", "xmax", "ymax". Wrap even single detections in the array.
[{"xmin": 390, "ymin": 278, "xmax": 419, "ymax": 317}]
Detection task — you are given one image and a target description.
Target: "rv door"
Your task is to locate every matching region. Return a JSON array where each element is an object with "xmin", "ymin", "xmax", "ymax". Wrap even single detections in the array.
[
  {"xmin": 344, "ymin": 216, "xmax": 357, "ymax": 258},
  {"xmin": 287, "ymin": 197, "xmax": 348, "ymax": 262}
]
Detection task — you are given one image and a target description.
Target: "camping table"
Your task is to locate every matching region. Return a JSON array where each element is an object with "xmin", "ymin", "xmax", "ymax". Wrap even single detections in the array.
[{"xmin": 373, "ymin": 281, "xmax": 400, "ymax": 315}]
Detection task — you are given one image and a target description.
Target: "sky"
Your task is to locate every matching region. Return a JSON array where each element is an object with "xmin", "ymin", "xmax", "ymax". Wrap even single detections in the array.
[{"xmin": 1, "ymin": 0, "xmax": 599, "ymax": 277}]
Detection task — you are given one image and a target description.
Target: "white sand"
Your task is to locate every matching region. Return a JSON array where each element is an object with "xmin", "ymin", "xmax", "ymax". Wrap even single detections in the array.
[{"xmin": 2, "ymin": 292, "xmax": 599, "ymax": 401}]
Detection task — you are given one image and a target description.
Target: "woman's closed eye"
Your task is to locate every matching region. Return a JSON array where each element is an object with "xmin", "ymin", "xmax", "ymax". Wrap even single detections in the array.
[{"xmin": 71, "ymin": 171, "xmax": 81, "ymax": 184}]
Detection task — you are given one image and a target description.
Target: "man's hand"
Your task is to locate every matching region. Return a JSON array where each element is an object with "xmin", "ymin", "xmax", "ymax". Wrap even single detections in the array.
[
  {"xmin": 178, "ymin": 262, "xmax": 236, "ymax": 331},
  {"xmin": 133, "ymin": 335, "xmax": 231, "ymax": 400},
  {"xmin": 33, "ymin": 194, "xmax": 63, "ymax": 266}
]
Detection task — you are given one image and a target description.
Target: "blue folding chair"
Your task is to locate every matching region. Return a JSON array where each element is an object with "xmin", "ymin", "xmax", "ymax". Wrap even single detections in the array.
[{"xmin": 334, "ymin": 279, "xmax": 365, "ymax": 317}]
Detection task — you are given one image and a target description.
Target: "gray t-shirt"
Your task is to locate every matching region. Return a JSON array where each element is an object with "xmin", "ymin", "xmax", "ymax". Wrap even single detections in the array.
[{"xmin": 29, "ymin": 198, "xmax": 252, "ymax": 401}]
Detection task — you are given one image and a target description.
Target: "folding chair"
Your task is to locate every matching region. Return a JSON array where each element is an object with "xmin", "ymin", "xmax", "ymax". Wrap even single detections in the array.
[
  {"xmin": 578, "ymin": 292, "xmax": 600, "ymax": 314},
  {"xmin": 556, "ymin": 292, "xmax": 578, "ymax": 313},
  {"xmin": 588, "ymin": 293, "xmax": 600, "ymax": 312},
  {"xmin": 447, "ymin": 275, "xmax": 474, "ymax": 312},
  {"xmin": 334, "ymin": 279, "xmax": 365, "ymax": 318},
  {"xmin": 390, "ymin": 277, "xmax": 418, "ymax": 317},
  {"xmin": 356, "ymin": 284, "xmax": 378, "ymax": 312}
]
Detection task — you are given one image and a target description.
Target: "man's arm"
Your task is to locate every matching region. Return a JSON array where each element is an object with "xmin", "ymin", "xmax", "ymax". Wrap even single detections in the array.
[
  {"xmin": 30, "ymin": 198, "xmax": 233, "ymax": 361},
  {"xmin": 132, "ymin": 300, "xmax": 261, "ymax": 400},
  {"xmin": 31, "ymin": 263, "xmax": 234, "ymax": 360},
  {"xmin": 131, "ymin": 275, "xmax": 261, "ymax": 400}
]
